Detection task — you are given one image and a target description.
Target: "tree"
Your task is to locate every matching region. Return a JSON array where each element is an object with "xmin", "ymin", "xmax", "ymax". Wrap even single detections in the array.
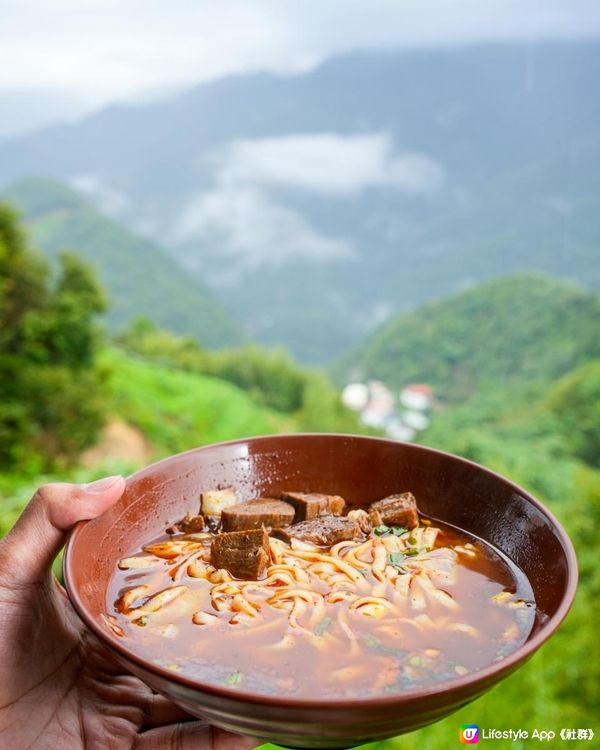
[
  {"xmin": 0, "ymin": 204, "xmax": 107, "ymax": 470},
  {"xmin": 547, "ymin": 360, "xmax": 600, "ymax": 468}
]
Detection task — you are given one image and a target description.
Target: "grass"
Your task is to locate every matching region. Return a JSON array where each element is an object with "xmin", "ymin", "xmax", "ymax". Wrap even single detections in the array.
[{"xmin": 105, "ymin": 348, "xmax": 295, "ymax": 457}]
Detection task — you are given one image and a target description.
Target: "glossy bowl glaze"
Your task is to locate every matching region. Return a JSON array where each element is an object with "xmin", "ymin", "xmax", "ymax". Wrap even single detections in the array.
[{"xmin": 64, "ymin": 434, "xmax": 577, "ymax": 749}]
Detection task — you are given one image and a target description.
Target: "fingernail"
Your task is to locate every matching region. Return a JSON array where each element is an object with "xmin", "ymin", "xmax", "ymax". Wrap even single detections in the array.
[{"xmin": 84, "ymin": 475, "xmax": 123, "ymax": 493}]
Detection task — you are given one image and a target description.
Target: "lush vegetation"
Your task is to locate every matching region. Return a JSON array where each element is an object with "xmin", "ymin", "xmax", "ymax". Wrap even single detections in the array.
[
  {"xmin": 3, "ymin": 177, "xmax": 243, "ymax": 349},
  {"xmin": 337, "ymin": 273, "xmax": 600, "ymax": 402},
  {"xmin": 0, "ymin": 204, "xmax": 107, "ymax": 471},
  {"xmin": 547, "ymin": 360, "xmax": 600, "ymax": 469},
  {"xmin": 118, "ymin": 318, "xmax": 364, "ymax": 432},
  {"xmin": 106, "ymin": 348, "xmax": 292, "ymax": 454}
]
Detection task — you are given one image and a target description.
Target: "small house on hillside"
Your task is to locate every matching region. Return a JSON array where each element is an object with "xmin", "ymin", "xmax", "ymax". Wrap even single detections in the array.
[{"xmin": 399, "ymin": 384, "xmax": 433, "ymax": 412}]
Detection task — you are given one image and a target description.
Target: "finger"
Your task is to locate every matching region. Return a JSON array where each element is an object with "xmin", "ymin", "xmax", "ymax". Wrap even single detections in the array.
[
  {"xmin": 144, "ymin": 693, "xmax": 193, "ymax": 728},
  {"xmin": 136, "ymin": 722, "xmax": 260, "ymax": 750},
  {"xmin": 0, "ymin": 476, "xmax": 125, "ymax": 585}
]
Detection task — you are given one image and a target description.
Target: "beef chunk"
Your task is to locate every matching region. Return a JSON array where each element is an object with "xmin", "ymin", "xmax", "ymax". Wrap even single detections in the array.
[
  {"xmin": 211, "ymin": 528, "xmax": 269, "ymax": 579},
  {"xmin": 274, "ymin": 516, "xmax": 359, "ymax": 546},
  {"xmin": 368, "ymin": 492, "xmax": 419, "ymax": 530},
  {"xmin": 221, "ymin": 498, "xmax": 295, "ymax": 532},
  {"xmin": 166, "ymin": 513, "xmax": 205, "ymax": 535},
  {"xmin": 179, "ymin": 513, "xmax": 205, "ymax": 533},
  {"xmin": 281, "ymin": 491, "xmax": 346, "ymax": 522}
]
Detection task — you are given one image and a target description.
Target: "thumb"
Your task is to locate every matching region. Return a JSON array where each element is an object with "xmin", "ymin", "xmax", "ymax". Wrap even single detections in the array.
[{"xmin": 0, "ymin": 475, "xmax": 126, "ymax": 585}]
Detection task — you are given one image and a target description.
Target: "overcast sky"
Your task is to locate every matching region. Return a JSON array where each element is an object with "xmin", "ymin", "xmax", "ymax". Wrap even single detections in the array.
[
  {"xmin": 1, "ymin": 0, "xmax": 600, "ymax": 106},
  {"xmin": 0, "ymin": 0, "xmax": 599, "ymax": 138}
]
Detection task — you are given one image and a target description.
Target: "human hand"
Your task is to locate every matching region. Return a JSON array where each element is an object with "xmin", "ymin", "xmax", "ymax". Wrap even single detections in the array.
[{"xmin": 0, "ymin": 477, "xmax": 258, "ymax": 750}]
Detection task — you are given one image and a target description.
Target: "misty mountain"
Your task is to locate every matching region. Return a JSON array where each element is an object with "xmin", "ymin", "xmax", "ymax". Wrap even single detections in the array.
[
  {"xmin": 0, "ymin": 89, "xmax": 87, "ymax": 140},
  {"xmin": 0, "ymin": 42, "xmax": 599, "ymax": 361},
  {"xmin": 2, "ymin": 178, "xmax": 243, "ymax": 348}
]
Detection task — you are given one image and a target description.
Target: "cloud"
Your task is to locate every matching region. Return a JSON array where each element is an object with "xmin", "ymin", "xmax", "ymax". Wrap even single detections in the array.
[
  {"xmin": 0, "ymin": 1, "xmax": 598, "ymax": 109},
  {"xmin": 216, "ymin": 133, "xmax": 445, "ymax": 195},
  {"xmin": 177, "ymin": 185, "xmax": 353, "ymax": 281},
  {"xmin": 175, "ymin": 130, "xmax": 442, "ymax": 275},
  {"xmin": 70, "ymin": 173, "xmax": 130, "ymax": 215}
]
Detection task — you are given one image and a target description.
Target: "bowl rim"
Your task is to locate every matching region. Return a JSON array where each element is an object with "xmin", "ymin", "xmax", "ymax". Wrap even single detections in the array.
[{"xmin": 63, "ymin": 432, "xmax": 578, "ymax": 708}]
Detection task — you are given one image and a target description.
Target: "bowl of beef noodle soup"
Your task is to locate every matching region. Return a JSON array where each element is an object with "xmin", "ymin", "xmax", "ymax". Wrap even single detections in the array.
[{"xmin": 64, "ymin": 434, "xmax": 577, "ymax": 749}]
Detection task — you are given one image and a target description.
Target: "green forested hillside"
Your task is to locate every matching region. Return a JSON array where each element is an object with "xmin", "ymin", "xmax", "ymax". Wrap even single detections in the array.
[
  {"xmin": 2, "ymin": 177, "xmax": 243, "ymax": 349},
  {"xmin": 106, "ymin": 349, "xmax": 292, "ymax": 454},
  {"xmin": 547, "ymin": 360, "xmax": 600, "ymax": 469},
  {"xmin": 337, "ymin": 274, "xmax": 600, "ymax": 401},
  {"xmin": 116, "ymin": 319, "xmax": 368, "ymax": 432}
]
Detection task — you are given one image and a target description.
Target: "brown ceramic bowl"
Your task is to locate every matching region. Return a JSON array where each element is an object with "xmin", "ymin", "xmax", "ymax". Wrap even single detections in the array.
[{"xmin": 64, "ymin": 434, "xmax": 577, "ymax": 749}]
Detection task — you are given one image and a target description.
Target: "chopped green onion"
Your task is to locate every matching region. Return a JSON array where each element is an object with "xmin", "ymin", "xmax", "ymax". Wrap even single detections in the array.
[
  {"xmin": 225, "ymin": 671, "xmax": 243, "ymax": 686},
  {"xmin": 373, "ymin": 524, "xmax": 390, "ymax": 536},
  {"xmin": 404, "ymin": 548, "xmax": 419, "ymax": 556},
  {"xmin": 408, "ymin": 535, "xmax": 417, "ymax": 545},
  {"xmin": 373, "ymin": 524, "xmax": 407, "ymax": 537},
  {"xmin": 314, "ymin": 616, "xmax": 332, "ymax": 636},
  {"xmin": 388, "ymin": 552, "xmax": 405, "ymax": 567},
  {"xmin": 135, "ymin": 616, "xmax": 149, "ymax": 627}
]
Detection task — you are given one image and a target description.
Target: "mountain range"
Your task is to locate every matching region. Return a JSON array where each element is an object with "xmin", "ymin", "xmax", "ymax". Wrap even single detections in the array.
[{"xmin": 1, "ymin": 42, "xmax": 599, "ymax": 361}]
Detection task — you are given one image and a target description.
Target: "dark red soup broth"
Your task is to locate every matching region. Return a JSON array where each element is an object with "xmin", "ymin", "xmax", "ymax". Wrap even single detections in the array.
[{"xmin": 106, "ymin": 513, "xmax": 535, "ymax": 699}]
